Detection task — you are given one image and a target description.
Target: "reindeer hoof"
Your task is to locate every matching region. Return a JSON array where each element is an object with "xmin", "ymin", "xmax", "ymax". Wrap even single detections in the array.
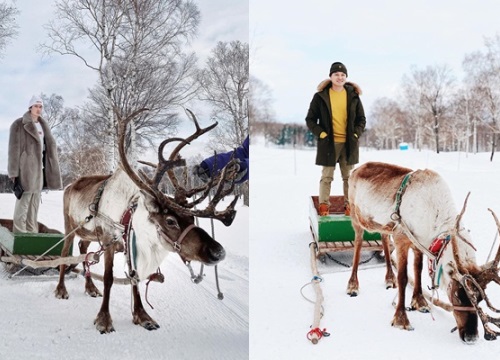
[
  {"xmin": 133, "ymin": 312, "xmax": 160, "ymax": 331},
  {"xmin": 85, "ymin": 287, "xmax": 103, "ymax": 298},
  {"xmin": 143, "ymin": 321, "xmax": 160, "ymax": 331},
  {"xmin": 484, "ymin": 332, "xmax": 497, "ymax": 341},
  {"xmin": 391, "ymin": 319, "xmax": 414, "ymax": 331},
  {"xmin": 54, "ymin": 285, "xmax": 69, "ymax": 299},
  {"xmin": 97, "ymin": 326, "xmax": 115, "ymax": 334},
  {"xmin": 95, "ymin": 313, "xmax": 115, "ymax": 333},
  {"xmin": 385, "ymin": 281, "xmax": 397, "ymax": 289},
  {"xmin": 347, "ymin": 290, "xmax": 359, "ymax": 297},
  {"xmin": 411, "ymin": 296, "xmax": 430, "ymax": 313}
]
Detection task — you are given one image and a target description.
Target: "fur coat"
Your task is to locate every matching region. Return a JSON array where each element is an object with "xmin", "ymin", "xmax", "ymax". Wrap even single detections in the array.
[
  {"xmin": 305, "ymin": 80, "xmax": 366, "ymax": 166},
  {"xmin": 8, "ymin": 112, "xmax": 62, "ymax": 192}
]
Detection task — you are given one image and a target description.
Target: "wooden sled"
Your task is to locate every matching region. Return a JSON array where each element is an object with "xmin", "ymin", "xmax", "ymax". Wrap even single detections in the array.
[
  {"xmin": 309, "ymin": 195, "xmax": 385, "ymax": 257},
  {"xmin": 0, "ymin": 219, "xmax": 80, "ymax": 276}
]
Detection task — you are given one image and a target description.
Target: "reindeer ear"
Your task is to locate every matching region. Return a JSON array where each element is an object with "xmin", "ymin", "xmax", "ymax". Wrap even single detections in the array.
[{"xmin": 140, "ymin": 190, "xmax": 160, "ymax": 213}]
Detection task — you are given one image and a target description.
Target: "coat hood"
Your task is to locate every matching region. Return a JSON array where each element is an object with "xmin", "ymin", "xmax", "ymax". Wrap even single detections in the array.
[{"xmin": 316, "ymin": 79, "xmax": 362, "ymax": 95}]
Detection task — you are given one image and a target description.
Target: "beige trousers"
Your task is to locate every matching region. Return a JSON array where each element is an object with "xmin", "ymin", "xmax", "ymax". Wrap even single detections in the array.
[
  {"xmin": 13, "ymin": 192, "xmax": 41, "ymax": 233},
  {"xmin": 319, "ymin": 143, "xmax": 353, "ymax": 205}
]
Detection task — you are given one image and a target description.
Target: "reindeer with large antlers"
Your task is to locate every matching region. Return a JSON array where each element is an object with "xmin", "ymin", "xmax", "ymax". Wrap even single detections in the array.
[
  {"xmin": 347, "ymin": 161, "xmax": 500, "ymax": 343},
  {"xmin": 54, "ymin": 109, "xmax": 239, "ymax": 333}
]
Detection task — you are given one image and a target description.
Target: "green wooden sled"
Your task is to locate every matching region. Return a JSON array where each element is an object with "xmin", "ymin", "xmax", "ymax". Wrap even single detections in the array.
[
  {"xmin": 309, "ymin": 195, "xmax": 381, "ymax": 242},
  {"xmin": 0, "ymin": 220, "xmax": 70, "ymax": 257},
  {"xmin": 309, "ymin": 196, "xmax": 385, "ymax": 256}
]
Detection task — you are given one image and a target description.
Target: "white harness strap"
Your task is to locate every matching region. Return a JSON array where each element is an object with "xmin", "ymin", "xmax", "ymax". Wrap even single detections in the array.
[{"xmin": 157, "ymin": 223, "xmax": 196, "ymax": 252}]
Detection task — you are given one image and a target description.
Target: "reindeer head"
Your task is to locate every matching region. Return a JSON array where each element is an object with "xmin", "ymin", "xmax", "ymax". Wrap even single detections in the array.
[
  {"xmin": 445, "ymin": 193, "xmax": 500, "ymax": 343},
  {"xmin": 116, "ymin": 108, "xmax": 239, "ymax": 271},
  {"xmin": 446, "ymin": 263, "xmax": 480, "ymax": 344}
]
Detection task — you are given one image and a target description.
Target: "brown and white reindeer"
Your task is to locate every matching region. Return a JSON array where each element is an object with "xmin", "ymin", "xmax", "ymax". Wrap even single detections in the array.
[
  {"xmin": 55, "ymin": 109, "xmax": 239, "ymax": 334},
  {"xmin": 347, "ymin": 161, "xmax": 500, "ymax": 343}
]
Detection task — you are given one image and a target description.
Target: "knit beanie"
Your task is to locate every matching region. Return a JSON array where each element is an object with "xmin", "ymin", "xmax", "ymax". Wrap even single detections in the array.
[
  {"xmin": 329, "ymin": 62, "xmax": 348, "ymax": 77},
  {"xmin": 28, "ymin": 95, "xmax": 43, "ymax": 108}
]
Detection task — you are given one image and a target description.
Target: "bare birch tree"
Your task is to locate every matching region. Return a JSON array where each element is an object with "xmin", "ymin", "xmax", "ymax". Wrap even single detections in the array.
[
  {"xmin": 249, "ymin": 75, "xmax": 276, "ymax": 144},
  {"xmin": 0, "ymin": 1, "xmax": 18, "ymax": 57},
  {"xmin": 401, "ymin": 64, "xmax": 455, "ymax": 153},
  {"xmin": 41, "ymin": 0, "xmax": 200, "ymax": 171},
  {"xmin": 40, "ymin": 93, "xmax": 65, "ymax": 130},
  {"xmin": 463, "ymin": 37, "xmax": 500, "ymax": 161},
  {"xmin": 370, "ymin": 98, "xmax": 408, "ymax": 150},
  {"xmin": 198, "ymin": 40, "xmax": 249, "ymax": 150},
  {"xmin": 54, "ymin": 108, "xmax": 108, "ymax": 183}
]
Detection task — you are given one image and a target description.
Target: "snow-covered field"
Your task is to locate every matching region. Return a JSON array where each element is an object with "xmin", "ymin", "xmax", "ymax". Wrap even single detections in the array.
[
  {"xmin": 2, "ymin": 140, "xmax": 500, "ymax": 360},
  {"xmin": 0, "ymin": 193, "xmax": 248, "ymax": 360},
  {"xmin": 250, "ymin": 140, "xmax": 500, "ymax": 359}
]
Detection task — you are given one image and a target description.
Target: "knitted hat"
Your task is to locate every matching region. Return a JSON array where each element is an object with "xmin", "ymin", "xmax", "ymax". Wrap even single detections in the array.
[
  {"xmin": 28, "ymin": 95, "xmax": 43, "ymax": 108},
  {"xmin": 329, "ymin": 62, "xmax": 348, "ymax": 77}
]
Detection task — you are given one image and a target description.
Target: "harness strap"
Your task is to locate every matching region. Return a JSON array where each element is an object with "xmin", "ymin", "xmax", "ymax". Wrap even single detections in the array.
[
  {"xmin": 428, "ymin": 234, "xmax": 451, "ymax": 288},
  {"xmin": 397, "ymin": 220, "xmax": 436, "ymax": 260},
  {"xmin": 121, "ymin": 203, "xmax": 140, "ymax": 283},
  {"xmin": 392, "ymin": 172, "xmax": 413, "ymax": 220},
  {"xmin": 158, "ymin": 223, "xmax": 196, "ymax": 252},
  {"xmin": 89, "ymin": 179, "xmax": 109, "ymax": 214}
]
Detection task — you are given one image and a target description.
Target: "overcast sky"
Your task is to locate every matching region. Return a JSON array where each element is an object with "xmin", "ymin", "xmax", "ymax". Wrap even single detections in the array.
[
  {"xmin": 250, "ymin": 0, "xmax": 500, "ymax": 124},
  {"xmin": 0, "ymin": 0, "xmax": 248, "ymax": 172}
]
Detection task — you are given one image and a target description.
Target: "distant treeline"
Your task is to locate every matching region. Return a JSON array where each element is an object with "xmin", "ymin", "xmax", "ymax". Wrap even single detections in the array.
[
  {"xmin": 0, "ymin": 174, "xmax": 12, "ymax": 194},
  {"xmin": 250, "ymin": 121, "xmax": 374, "ymax": 148}
]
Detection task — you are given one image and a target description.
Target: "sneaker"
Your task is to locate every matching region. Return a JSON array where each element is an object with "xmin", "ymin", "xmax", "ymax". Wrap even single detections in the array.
[
  {"xmin": 344, "ymin": 202, "xmax": 351, "ymax": 216},
  {"xmin": 318, "ymin": 203, "xmax": 329, "ymax": 216}
]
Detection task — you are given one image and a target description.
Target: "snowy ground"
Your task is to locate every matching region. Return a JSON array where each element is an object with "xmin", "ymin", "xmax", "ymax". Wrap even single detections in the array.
[
  {"xmin": 250, "ymin": 140, "xmax": 500, "ymax": 360},
  {"xmin": 0, "ymin": 193, "xmax": 248, "ymax": 360}
]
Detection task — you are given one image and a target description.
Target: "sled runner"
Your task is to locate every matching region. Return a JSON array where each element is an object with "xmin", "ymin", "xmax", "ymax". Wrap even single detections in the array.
[{"xmin": 306, "ymin": 196, "xmax": 385, "ymax": 344}]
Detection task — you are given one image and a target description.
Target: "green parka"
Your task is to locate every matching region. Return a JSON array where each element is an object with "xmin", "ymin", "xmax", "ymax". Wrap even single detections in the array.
[{"xmin": 305, "ymin": 80, "xmax": 366, "ymax": 166}]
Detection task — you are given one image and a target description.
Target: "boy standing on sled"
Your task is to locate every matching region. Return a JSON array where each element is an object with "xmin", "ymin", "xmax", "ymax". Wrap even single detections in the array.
[{"xmin": 305, "ymin": 62, "xmax": 365, "ymax": 216}]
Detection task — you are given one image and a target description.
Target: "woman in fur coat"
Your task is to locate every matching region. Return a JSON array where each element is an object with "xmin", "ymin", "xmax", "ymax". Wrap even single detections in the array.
[{"xmin": 8, "ymin": 95, "xmax": 62, "ymax": 233}]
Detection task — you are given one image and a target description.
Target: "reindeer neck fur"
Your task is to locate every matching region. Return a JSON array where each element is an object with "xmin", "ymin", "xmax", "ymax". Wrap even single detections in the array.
[
  {"xmin": 129, "ymin": 194, "xmax": 172, "ymax": 280},
  {"xmin": 97, "ymin": 167, "xmax": 140, "ymax": 219},
  {"xmin": 109, "ymin": 167, "xmax": 172, "ymax": 280}
]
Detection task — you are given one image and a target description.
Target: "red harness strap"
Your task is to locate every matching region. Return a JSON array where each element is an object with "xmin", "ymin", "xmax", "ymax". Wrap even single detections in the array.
[{"xmin": 427, "ymin": 234, "xmax": 451, "ymax": 286}]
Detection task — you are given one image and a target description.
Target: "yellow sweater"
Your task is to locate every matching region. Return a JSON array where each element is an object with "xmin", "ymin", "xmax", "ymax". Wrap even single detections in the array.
[{"xmin": 329, "ymin": 88, "xmax": 347, "ymax": 143}]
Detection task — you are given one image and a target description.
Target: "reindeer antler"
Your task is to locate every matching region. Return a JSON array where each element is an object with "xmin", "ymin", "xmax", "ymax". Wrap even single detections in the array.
[
  {"xmin": 487, "ymin": 208, "xmax": 500, "ymax": 270},
  {"xmin": 116, "ymin": 107, "xmax": 239, "ymax": 226},
  {"xmin": 114, "ymin": 107, "xmax": 183, "ymax": 196},
  {"xmin": 460, "ymin": 274, "xmax": 500, "ymax": 340},
  {"xmin": 162, "ymin": 109, "xmax": 239, "ymax": 225},
  {"xmin": 451, "ymin": 192, "xmax": 475, "ymax": 275}
]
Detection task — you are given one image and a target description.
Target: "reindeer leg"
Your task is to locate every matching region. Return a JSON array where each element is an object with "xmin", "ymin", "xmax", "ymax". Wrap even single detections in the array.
[
  {"xmin": 382, "ymin": 234, "xmax": 396, "ymax": 289},
  {"xmin": 410, "ymin": 248, "xmax": 430, "ymax": 313},
  {"xmin": 347, "ymin": 220, "xmax": 364, "ymax": 296},
  {"xmin": 79, "ymin": 240, "xmax": 102, "ymax": 298},
  {"xmin": 94, "ymin": 247, "xmax": 115, "ymax": 333},
  {"xmin": 54, "ymin": 232, "xmax": 74, "ymax": 299},
  {"xmin": 391, "ymin": 237, "xmax": 413, "ymax": 330},
  {"xmin": 132, "ymin": 284, "xmax": 160, "ymax": 331}
]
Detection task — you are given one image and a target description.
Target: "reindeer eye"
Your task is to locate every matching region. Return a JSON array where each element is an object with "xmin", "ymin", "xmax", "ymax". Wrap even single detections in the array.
[{"xmin": 165, "ymin": 216, "xmax": 179, "ymax": 228}]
